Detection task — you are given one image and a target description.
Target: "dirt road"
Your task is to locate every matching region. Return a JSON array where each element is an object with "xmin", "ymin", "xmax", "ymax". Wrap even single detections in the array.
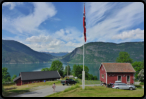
[{"xmin": 10, "ymin": 85, "xmax": 71, "ymax": 97}]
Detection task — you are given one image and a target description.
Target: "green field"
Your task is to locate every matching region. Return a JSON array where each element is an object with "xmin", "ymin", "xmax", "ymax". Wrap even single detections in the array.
[{"xmin": 46, "ymin": 85, "xmax": 144, "ymax": 97}]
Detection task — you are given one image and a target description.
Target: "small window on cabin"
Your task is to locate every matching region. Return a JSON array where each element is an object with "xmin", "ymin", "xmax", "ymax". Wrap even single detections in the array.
[
  {"xmin": 127, "ymin": 75, "xmax": 130, "ymax": 82},
  {"xmin": 102, "ymin": 67, "xmax": 103, "ymax": 70},
  {"xmin": 102, "ymin": 74, "xmax": 104, "ymax": 78},
  {"xmin": 118, "ymin": 76, "xmax": 121, "ymax": 81}
]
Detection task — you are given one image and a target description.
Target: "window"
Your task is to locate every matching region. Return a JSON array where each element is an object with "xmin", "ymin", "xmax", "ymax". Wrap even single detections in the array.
[
  {"xmin": 102, "ymin": 74, "xmax": 104, "ymax": 78},
  {"xmin": 102, "ymin": 67, "xmax": 103, "ymax": 70},
  {"xmin": 118, "ymin": 76, "xmax": 121, "ymax": 81},
  {"xmin": 127, "ymin": 75, "xmax": 130, "ymax": 82}
]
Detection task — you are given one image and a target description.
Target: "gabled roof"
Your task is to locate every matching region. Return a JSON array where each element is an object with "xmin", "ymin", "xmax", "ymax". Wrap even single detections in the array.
[
  {"xmin": 100, "ymin": 63, "xmax": 136, "ymax": 73},
  {"xmin": 13, "ymin": 76, "xmax": 21, "ymax": 82},
  {"xmin": 14, "ymin": 71, "xmax": 61, "ymax": 81}
]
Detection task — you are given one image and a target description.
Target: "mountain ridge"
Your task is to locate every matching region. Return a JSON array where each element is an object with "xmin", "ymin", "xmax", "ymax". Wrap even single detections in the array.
[
  {"xmin": 2, "ymin": 40, "xmax": 55, "ymax": 63},
  {"xmin": 61, "ymin": 41, "xmax": 144, "ymax": 63},
  {"xmin": 2, "ymin": 40, "xmax": 144, "ymax": 64}
]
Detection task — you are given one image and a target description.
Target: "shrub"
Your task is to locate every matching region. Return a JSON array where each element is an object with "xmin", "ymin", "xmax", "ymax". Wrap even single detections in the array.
[
  {"xmin": 135, "ymin": 85, "xmax": 142, "ymax": 89},
  {"xmin": 140, "ymin": 82, "xmax": 144, "ymax": 85},
  {"xmin": 2, "ymin": 85, "xmax": 4, "ymax": 92},
  {"xmin": 74, "ymin": 79, "xmax": 79, "ymax": 83}
]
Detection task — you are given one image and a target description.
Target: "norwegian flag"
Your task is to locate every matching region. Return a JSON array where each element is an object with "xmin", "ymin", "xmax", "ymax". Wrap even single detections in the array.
[{"xmin": 83, "ymin": 4, "xmax": 86, "ymax": 42}]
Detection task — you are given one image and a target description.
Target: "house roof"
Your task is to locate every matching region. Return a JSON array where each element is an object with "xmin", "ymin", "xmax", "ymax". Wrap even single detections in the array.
[
  {"xmin": 14, "ymin": 71, "xmax": 61, "ymax": 82},
  {"xmin": 13, "ymin": 76, "xmax": 21, "ymax": 82},
  {"xmin": 100, "ymin": 63, "xmax": 136, "ymax": 73}
]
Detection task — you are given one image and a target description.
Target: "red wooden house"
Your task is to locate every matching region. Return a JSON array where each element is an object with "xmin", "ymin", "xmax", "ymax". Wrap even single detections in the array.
[
  {"xmin": 99, "ymin": 63, "xmax": 136, "ymax": 86},
  {"xmin": 13, "ymin": 71, "xmax": 61, "ymax": 86}
]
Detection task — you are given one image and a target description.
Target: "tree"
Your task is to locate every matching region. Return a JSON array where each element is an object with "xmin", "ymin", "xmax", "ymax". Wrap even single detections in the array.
[
  {"xmin": 93, "ymin": 76, "xmax": 97, "ymax": 80},
  {"xmin": 80, "ymin": 65, "xmax": 89, "ymax": 80},
  {"xmin": 2, "ymin": 67, "xmax": 11, "ymax": 83},
  {"xmin": 71, "ymin": 64, "xmax": 91, "ymax": 80},
  {"xmin": 74, "ymin": 65, "xmax": 82, "ymax": 79},
  {"xmin": 71, "ymin": 64, "xmax": 77, "ymax": 77},
  {"xmin": 141, "ymin": 60, "xmax": 144, "ymax": 69},
  {"xmin": 88, "ymin": 74, "xmax": 96, "ymax": 80},
  {"xmin": 138, "ymin": 69, "xmax": 144, "ymax": 82},
  {"xmin": 41, "ymin": 67, "xmax": 50, "ymax": 71},
  {"xmin": 116, "ymin": 52, "xmax": 133, "ymax": 63},
  {"xmin": 11, "ymin": 75, "xmax": 17, "ymax": 82},
  {"xmin": 64, "ymin": 65, "xmax": 71, "ymax": 76},
  {"xmin": 132, "ymin": 61, "xmax": 143, "ymax": 80},
  {"xmin": 50, "ymin": 60, "xmax": 64, "ymax": 77}
]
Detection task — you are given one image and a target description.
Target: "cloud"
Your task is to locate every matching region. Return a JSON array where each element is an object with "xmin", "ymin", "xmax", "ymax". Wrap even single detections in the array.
[
  {"xmin": 112, "ymin": 28, "xmax": 144, "ymax": 40},
  {"xmin": 26, "ymin": 35, "xmax": 53, "ymax": 43},
  {"xmin": 86, "ymin": 2, "xmax": 113, "ymax": 28},
  {"xmin": 86, "ymin": 2, "xmax": 144, "ymax": 42},
  {"xmin": 2, "ymin": 2, "xmax": 23, "ymax": 10},
  {"xmin": 2, "ymin": 2, "xmax": 144, "ymax": 52},
  {"xmin": 2, "ymin": 2, "xmax": 57, "ymax": 34},
  {"xmin": 53, "ymin": 27, "xmax": 83, "ymax": 43},
  {"xmin": 25, "ymin": 32, "xmax": 84, "ymax": 52}
]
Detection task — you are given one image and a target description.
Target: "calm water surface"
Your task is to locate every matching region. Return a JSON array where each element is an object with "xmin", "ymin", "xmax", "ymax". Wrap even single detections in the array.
[{"xmin": 2, "ymin": 63, "xmax": 100, "ymax": 79}]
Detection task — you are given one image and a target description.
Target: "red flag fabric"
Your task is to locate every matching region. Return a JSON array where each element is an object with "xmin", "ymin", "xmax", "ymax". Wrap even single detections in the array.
[{"xmin": 83, "ymin": 4, "xmax": 86, "ymax": 42}]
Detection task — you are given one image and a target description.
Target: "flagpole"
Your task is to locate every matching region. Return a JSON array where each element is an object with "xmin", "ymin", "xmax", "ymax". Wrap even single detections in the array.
[
  {"xmin": 82, "ymin": 3, "xmax": 85, "ymax": 90},
  {"xmin": 82, "ymin": 38, "xmax": 85, "ymax": 89}
]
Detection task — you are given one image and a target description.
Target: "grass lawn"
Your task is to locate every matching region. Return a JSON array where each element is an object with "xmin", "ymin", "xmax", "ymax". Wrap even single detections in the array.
[
  {"xmin": 2, "ymin": 80, "xmax": 62, "ymax": 97},
  {"xmin": 46, "ymin": 86, "xmax": 144, "ymax": 97},
  {"xmin": 2, "ymin": 78, "xmax": 100, "ymax": 97},
  {"xmin": 76, "ymin": 79, "xmax": 100, "ymax": 85}
]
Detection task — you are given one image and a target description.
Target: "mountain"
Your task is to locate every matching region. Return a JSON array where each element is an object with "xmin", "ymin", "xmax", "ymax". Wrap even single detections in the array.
[
  {"xmin": 61, "ymin": 41, "xmax": 144, "ymax": 63},
  {"xmin": 41, "ymin": 52, "xmax": 69, "ymax": 57},
  {"xmin": 2, "ymin": 40, "xmax": 144, "ymax": 65},
  {"xmin": 2, "ymin": 40, "xmax": 55, "ymax": 63}
]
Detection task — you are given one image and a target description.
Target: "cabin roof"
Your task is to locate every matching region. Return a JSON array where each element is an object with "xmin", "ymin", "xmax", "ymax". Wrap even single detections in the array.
[
  {"xmin": 13, "ymin": 71, "xmax": 61, "ymax": 82},
  {"xmin": 13, "ymin": 76, "xmax": 21, "ymax": 82},
  {"xmin": 100, "ymin": 63, "xmax": 136, "ymax": 73}
]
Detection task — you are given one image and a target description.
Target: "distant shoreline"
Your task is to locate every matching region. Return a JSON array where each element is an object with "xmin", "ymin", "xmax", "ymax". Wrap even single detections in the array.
[{"xmin": 2, "ymin": 62, "xmax": 50, "ymax": 64}]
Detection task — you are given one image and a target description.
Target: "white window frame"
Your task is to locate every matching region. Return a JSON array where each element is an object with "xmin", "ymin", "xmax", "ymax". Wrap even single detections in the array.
[
  {"xmin": 117, "ymin": 75, "xmax": 122, "ymax": 82},
  {"xmin": 126, "ymin": 75, "xmax": 130, "ymax": 83}
]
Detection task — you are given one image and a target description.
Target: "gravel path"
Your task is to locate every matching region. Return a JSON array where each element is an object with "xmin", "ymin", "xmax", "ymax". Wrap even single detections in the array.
[{"xmin": 10, "ymin": 85, "xmax": 71, "ymax": 97}]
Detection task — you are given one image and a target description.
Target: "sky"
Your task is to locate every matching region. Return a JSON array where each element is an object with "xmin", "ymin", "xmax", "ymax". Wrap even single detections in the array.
[{"xmin": 2, "ymin": 2, "xmax": 144, "ymax": 53}]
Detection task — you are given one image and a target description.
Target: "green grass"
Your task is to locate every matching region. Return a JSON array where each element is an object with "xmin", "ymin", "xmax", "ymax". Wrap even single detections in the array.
[
  {"xmin": 135, "ymin": 85, "xmax": 142, "ymax": 89},
  {"xmin": 45, "ymin": 80, "xmax": 61, "ymax": 85},
  {"xmin": 2, "ymin": 88, "xmax": 30, "ymax": 97},
  {"xmin": 63, "ymin": 84, "xmax": 80, "ymax": 92},
  {"xmin": 46, "ymin": 86, "xmax": 144, "ymax": 97},
  {"xmin": 77, "ymin": 79, "xmax": 100, "ymax": 85},
  {"xmin": 46, "ymin": 84, "xmax": 80, "ymax": 97},
  {"xmin": 58, "ymin": 78, "xmax": 100, "ymax": 85}
]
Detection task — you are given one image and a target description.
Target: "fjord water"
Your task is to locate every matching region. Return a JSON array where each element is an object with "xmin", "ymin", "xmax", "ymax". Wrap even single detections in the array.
[{"xmin": 2, "ymin": 63, "xmax": 100, "ymax": 79}]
